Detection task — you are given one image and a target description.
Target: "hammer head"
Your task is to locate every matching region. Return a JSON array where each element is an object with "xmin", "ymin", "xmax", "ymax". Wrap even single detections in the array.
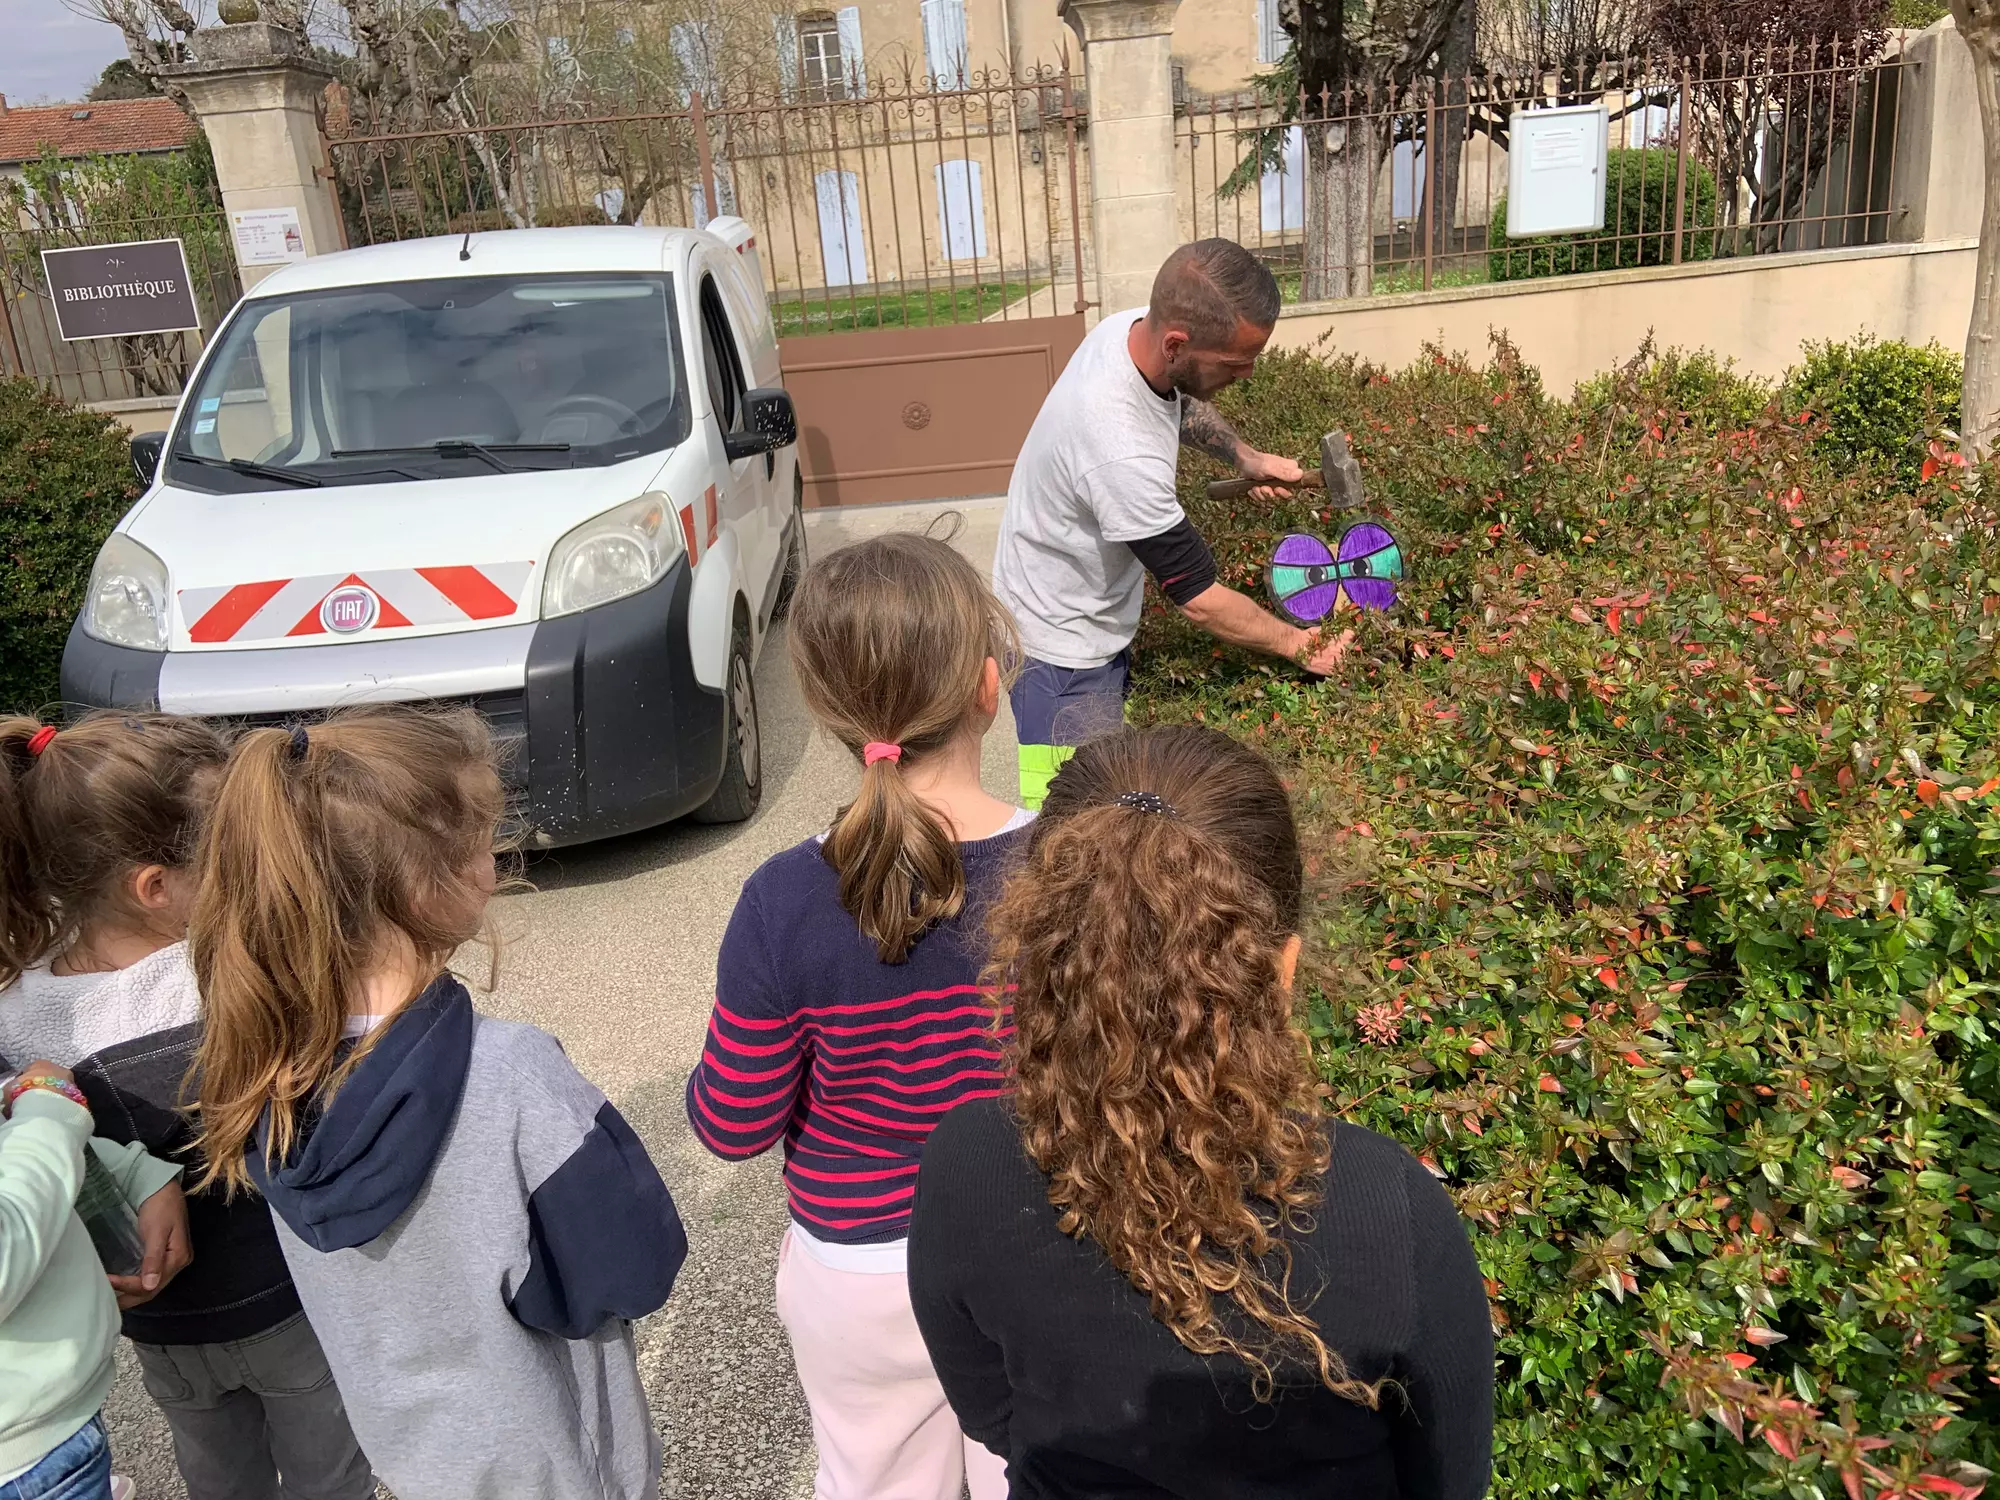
[{"xmin": 1320, "ymin": 431, "xmax": 1366, "ymax": 511}]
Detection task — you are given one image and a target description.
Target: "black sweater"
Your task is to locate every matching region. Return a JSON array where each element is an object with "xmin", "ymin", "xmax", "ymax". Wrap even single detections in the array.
[
  {"xmin": 76, "ymin": 1022, "xmax": 303, "ymax": 1345},
  {"xmin": 908, "ymin": 1100, "xmax": 1494, "ymax": 1500}
]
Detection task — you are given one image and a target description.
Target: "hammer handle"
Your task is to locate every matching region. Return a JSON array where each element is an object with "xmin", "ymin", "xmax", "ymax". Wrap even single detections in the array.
[{"xmin": 1205, "ymin": 467, "xmax": 1322, "ymax": 502}]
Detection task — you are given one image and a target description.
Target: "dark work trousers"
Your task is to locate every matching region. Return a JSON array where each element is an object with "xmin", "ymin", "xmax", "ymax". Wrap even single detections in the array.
[{"xmin": 130, "ymin": 1313, "xmax": 374, "ymax": 1500}]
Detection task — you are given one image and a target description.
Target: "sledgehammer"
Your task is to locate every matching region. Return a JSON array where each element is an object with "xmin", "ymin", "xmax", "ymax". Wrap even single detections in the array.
[{"xmin": 1204, "ymin": 430, "xmax": 1366, "ymax": 509}]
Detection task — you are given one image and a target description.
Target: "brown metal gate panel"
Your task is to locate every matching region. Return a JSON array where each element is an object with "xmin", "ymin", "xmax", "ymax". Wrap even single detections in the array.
[{"xmin": 781, "ymin": 315, "xmax": 1086, "ymax": 509}]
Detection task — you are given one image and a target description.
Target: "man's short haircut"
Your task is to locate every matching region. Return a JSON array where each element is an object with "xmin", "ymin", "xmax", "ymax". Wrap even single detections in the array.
[{"xmin": 1147, "ymin": 239, "xmax": 1280, "ymax": 350}]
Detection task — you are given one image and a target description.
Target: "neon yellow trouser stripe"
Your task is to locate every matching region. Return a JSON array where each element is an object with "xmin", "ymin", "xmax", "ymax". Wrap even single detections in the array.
[{"xmin": 1017, "ymin": 743, "xmax": 1076, "ymax": 811}]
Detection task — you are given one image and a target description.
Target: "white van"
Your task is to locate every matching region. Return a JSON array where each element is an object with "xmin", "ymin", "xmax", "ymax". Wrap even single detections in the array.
[{"xmin": 62, "ymin": 221, "xmax": 802, "ymax": 844}]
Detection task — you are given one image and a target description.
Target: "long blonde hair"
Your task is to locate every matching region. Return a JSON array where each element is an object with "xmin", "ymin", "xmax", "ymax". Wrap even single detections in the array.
[
  {"xmin": 986, "ymin": 726, "xmax": 1377, "ymax": 1405},
  {"xmin": 190, "ymin": 706, "xmax": 503, "ymax": 1193},
  {"xmin": 787, "ymin": 531, "xmax": 1018, "ymax": 962}
]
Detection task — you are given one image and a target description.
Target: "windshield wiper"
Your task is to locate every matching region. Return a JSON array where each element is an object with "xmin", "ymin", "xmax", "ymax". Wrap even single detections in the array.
[
  {"xmin": 171, "ymin": 450, "xmax": 322, "ymax": 488},
  {"xmin": 330, "ymin": 441, "xmax": 571, "ymax": 473}
]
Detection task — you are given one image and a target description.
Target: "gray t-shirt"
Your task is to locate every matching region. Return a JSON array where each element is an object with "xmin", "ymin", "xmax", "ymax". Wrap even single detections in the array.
[{"xmin": 993, "ymin": 308, "xmax": 1184, "ymax": 669}]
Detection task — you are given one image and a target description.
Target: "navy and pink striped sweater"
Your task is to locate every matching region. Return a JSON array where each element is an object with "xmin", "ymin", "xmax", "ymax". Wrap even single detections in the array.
[{"xmin": 687, "ymin": 820, "xmax": 1030, "ymax": 1244}]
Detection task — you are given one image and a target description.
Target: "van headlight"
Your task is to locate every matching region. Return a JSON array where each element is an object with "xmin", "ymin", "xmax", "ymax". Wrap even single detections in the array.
[
  {"xmin": 81, "ymin": 533, "xmax": 169, "ymax": 651},
  {"xmin": 542, "ymin": 492, "xmax": 683, "ymax": 618}
]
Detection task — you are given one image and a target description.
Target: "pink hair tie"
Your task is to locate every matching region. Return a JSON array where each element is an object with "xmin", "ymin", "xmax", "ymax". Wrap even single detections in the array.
[
  {"xmin": 862, "ymin": 741, "xmax": 903, "ymax": 767},
  {"xmin": 25, "ymin": 725, "xmax": 57, "ymax": 758}
]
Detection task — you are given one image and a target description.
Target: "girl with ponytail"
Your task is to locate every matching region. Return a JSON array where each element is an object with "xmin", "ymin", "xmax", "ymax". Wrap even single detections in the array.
[
  {"xmin": 0, "ymin": 711, "xmax": 373, "ymax": 1500},
  {"xmin": 907, "ymin": 726, "xmax": 1496, "ymax": 1500},
  {"xmin": 687, "ymin": 531, "xmax": 1024, "ymax": 1500},
  {"xmin": 190, "ymin": 706, "xmax": 686, "ymax": 1500}
]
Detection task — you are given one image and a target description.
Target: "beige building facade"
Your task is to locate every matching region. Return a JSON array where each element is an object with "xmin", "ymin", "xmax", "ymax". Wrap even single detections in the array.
[{"xmin": 794, "ymin": 0, "xmax": 1268, "ymax": 96}]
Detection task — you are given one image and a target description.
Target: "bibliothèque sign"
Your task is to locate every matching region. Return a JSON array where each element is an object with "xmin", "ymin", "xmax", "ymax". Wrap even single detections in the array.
[{"xmin": 41, "ymin": 239, "xmax": 201, "ymax": 342}]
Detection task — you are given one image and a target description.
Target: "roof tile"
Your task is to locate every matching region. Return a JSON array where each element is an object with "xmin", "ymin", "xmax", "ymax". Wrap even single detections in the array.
[{"xmin": 0, "ymin": 97, "xmax": 193, "ymax": 165}]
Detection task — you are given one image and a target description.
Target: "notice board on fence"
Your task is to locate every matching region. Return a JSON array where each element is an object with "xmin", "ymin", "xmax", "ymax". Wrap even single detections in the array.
[
  {"xmin": 41, "ymin": 239, "xmax": 201, "ymax": 342},
  {"xmin": 1505, "ymin": 105, "xmax": 1609, "ymax": 238}
]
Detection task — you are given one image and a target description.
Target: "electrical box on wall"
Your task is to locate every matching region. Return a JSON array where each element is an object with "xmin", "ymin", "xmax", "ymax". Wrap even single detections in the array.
[{"xmin": 1505, "ymin": 104, "xmax": 1609, "ymax": 237}]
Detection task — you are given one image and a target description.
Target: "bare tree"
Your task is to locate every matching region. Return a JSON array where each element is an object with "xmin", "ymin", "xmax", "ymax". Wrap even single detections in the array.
[
  {"xmin": 1279, "ymin": 0, "xmax": 1472, "ymax": 300},
  {"xmin": 60, "ymin": 0, "xmax": 202, "ymax": 104},
  {"xmin": 1949, "ymin": 0, "xmax": 1999, "ymax": 456},
  {"xmin": 1481, "ymin": 0, "xmax": 1655, "ymax": 73},
  {"xmin": 1648, "ymin": 0, "xmax": 1890, "ymax": 252}
]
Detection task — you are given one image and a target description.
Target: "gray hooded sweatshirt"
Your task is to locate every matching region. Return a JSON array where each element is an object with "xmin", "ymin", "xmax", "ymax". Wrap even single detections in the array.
[{"xmin": 250, "ymin": 976, "xmax": 686, "ymax": 1500}]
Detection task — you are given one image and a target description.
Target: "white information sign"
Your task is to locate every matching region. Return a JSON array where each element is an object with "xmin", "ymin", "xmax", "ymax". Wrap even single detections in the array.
[
  {"xmin": 1505, "ymin": 104, "xmax": 1609, "ymax": 237},
  {"xmin": 230, "ymin": 207, "xmax": 308, "ymax": 266}
]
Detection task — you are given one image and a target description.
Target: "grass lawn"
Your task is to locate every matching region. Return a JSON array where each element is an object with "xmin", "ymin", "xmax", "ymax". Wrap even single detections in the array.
[
  {"xmin": 774, "ymin": 280, "xmax": 1045, "ymax": 336},
  {"xmin": 1274, "ymin": 262, "xmax": 1489, "ymax": 302}
]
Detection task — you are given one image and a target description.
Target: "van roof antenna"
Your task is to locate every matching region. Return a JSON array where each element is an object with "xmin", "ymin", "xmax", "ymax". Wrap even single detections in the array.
[{"xmin": 458, "ymin": 230, "xmax": 472, "ymax": 262}]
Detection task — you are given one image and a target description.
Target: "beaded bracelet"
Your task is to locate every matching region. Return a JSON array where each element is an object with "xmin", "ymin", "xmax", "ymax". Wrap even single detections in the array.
[{"xmin": 3, "ymin": 1074, "xmax": 88, "ymax": 1112}]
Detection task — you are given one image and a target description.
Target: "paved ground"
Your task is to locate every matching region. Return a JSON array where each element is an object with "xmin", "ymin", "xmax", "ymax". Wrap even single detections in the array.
[{"xmin": 103, "ymin": 496, "xmax": 1015, "ymax": 1500}]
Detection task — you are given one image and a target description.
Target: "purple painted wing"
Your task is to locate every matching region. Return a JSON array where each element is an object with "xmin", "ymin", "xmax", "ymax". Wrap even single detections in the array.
[
  {"xmin": 1335, "ymin": 521, "xmax": 1404, "ymax": 613},
  {"xmin": 1273, "ymin": 533, "xmax": 1336, "ymax": 566}
]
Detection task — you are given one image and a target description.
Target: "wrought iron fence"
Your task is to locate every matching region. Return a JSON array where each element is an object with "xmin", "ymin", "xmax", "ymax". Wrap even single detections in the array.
[
  {"xmin": 326, "ymin": 61, "xmax": 1090, "ymax": 337},
  {"xmin": 0, "ymin": 207, "xmax": 242, "ymax": 405},
  {"xmin": 1177, "ymin": 37, "xmax": 1913, "ymax": 302}
]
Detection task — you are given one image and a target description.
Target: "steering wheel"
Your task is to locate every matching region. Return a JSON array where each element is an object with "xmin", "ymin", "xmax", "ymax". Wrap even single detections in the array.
[{"xmin": 538, "ymin": 393, "xmax": 643, "ymax": 443}]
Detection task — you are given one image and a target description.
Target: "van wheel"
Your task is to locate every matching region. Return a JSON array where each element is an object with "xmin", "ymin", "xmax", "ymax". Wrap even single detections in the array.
[
  {"xmin": 772, "ymin": 473, "xmax": 806, "ymax": 619},
  {"xmin": 691, "ymin": 621, "xmax": 762, "ymax": 824}
]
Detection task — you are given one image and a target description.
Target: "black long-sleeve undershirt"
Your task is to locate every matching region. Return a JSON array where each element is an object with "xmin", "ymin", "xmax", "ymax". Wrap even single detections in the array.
[
  {"xmin": 1127, "ymin": 519, "xmax": 1217, "ymax": 607},
  {"xmin": 909, "ymin": 1099, "xmax": 1495, "ymax": 1500}
]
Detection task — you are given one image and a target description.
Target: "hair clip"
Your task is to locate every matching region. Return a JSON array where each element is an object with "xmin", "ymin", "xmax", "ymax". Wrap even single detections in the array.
[
  {"xmin": 1115, "ymin": 790, "xmax": 1177, "ymax": 817},
  {"xmin": 286, "ymin": 724, "xmax": 310, "ymax": 762},
  {"xmin": 25, "ymin": 725, "xmax": 56, "ymax": 758}
]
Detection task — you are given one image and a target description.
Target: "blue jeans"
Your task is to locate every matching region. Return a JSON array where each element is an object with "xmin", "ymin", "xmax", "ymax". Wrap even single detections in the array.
[{"xmin": 1, "ymin": 1417, "xmax": 110, "ymax": 1500}]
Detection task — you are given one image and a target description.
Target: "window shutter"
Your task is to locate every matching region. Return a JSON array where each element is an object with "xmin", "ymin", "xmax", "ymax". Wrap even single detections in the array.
[
  {"xmin": 934, "ymin": 159, "xmax": 987, "ymax": 259},
  {"xmin": 836, "ymin": 7, "xmax": 866, "ymax": 98},
  {"xmin": 921, "ymin": 0, "xmax": 969, "ymax": 90},
  {"xmin": 1256, "ymin": 0, "xmax": 1284, "ymax": 65},
  {"xmin": 773, "ymin": 14, "xmax": 799, "ymax": 102}
]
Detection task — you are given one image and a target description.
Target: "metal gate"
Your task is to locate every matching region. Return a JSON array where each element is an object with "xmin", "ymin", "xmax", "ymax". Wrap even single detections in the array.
[
  {"xmin": 325, "ymin": 62, "xmax": 1093, "ymax": 507},
  {"xmin": 782, "ymin": 314, "xmax": 1084, "ymax": 508}
]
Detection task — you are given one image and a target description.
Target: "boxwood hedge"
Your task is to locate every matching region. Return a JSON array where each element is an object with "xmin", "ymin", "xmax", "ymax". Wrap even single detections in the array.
[
  {"xmin": 1134, "ymin": 339, "xmax": 1996, "ymax": 1498},
  {"xmin": 0, "ymin": 379, "xmax": 136, "ymax": 715}
]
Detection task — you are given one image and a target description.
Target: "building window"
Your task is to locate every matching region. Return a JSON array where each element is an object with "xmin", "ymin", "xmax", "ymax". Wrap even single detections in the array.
[{"xmin": 799, "ymin": 13, "xmax": 846, "ymax": 100}]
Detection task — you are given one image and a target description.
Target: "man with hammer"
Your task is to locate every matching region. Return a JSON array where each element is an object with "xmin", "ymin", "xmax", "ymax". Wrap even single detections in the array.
[{"xmin": 994, "ymin": 238, "xmax": 1347, "ymax": 807}]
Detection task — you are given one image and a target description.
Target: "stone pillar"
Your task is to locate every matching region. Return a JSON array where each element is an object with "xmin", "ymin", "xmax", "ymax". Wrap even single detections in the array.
[
  {"xmin": 1890, "ymin": 17, "xmax": 1983, "ymax": 244},
  {"xmin": 164, "ymin": 23, "xmax": 342, "ymax": 290},
  {"xmin": 1059, "ymin": 0, "xmax": 1182, "ymax": 315}
]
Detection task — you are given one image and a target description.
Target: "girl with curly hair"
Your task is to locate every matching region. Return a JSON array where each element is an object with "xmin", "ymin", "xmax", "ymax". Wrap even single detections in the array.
[{"xmin": 908, "ymin": 725, "xmax": 1494, "ymax": 1499}]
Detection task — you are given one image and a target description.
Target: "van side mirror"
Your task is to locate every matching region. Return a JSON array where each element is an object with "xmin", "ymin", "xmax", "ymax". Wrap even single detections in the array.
[
  {"xmin": 723, "ymin": 387, "xmax": 797, "ymax": 461},
  {"xmin": 130, "ymin": 431, "xmax": 166, "ymax": 485}
]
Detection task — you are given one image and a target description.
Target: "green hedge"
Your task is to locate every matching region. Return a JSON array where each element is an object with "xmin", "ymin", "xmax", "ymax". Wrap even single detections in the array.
[
  {"xmin": 1490, "ymin": 148, "xmax": 1718, "ymax": 280},
  {"xmin": 0, "ymin": 380, "xmax": 136, "ymax": 715},
  {"xmin": 1133, "ymin": 341, "xmax": 2000, "ymax": 1497},
  {"xmin": 1785, "ymin": 335, "xmax": 1964, "ymax": 490}
]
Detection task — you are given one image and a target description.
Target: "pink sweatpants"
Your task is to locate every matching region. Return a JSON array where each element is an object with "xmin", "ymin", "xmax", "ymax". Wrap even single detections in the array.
[{"xmin": 776, "ymin": 1228, "xmax": 1009, "ymax": 1500}]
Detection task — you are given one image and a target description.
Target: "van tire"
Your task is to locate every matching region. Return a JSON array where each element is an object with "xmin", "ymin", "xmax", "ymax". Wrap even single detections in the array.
[
  {"xmin": 691, "ymin": 621, "xmax": 761, "ymax": 824},
  {"xmin": 772, "ymin": 472, "xmax": 806, "ymax": 619}
]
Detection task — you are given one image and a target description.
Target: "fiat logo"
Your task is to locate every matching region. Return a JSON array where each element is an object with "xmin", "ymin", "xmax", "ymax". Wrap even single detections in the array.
[{"xmin": 320, "ymin": 584, "xmax": 379, "ymax": 635}]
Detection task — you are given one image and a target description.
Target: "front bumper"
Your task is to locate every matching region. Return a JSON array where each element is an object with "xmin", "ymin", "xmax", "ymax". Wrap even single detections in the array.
[{"xmin": 60, "ymin": 561, "xmax": 726, "ymax": 847}]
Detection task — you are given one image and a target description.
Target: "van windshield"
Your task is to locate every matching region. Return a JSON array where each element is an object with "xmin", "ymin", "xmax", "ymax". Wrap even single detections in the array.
[{"xmin": 165, "ymin": 273, "xmax": 689, "ymax": 492}]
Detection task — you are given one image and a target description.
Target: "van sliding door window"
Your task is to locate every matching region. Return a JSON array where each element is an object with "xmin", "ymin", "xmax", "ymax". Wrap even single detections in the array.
[{"xmin": 699, "ymin": 275, "xmax": 747, "ymax": 436}]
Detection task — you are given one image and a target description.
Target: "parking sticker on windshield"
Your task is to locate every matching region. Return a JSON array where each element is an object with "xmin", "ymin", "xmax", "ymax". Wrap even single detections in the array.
[
  {"xmin": 198, "ymin": 397, "xmax": 221, "ymax": 413},
  {"xmin": 193, "ymin": 418, "xmax": 216, "ymax": 434}
]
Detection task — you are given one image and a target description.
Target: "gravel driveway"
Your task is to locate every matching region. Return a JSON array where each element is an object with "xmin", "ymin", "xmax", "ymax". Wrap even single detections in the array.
[{"xmin": 102, "ymin": 496, "xmax": 1013, "ymax": 1500}]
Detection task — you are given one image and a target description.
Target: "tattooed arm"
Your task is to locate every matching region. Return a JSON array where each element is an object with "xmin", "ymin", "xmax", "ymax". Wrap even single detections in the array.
[
  {"xmin": 1178, "ymin": 397, "xmax": 1245, "ymax": 466},
  {"xmin": 1180, "ymin": 398, "xmax": 1304, "ymax": 494}
]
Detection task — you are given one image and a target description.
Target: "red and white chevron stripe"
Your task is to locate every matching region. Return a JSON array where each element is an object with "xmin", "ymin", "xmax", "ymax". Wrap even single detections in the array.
[{"xmin": 180, "ymin": 563, "xmax": 535, "ymax": 644}]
